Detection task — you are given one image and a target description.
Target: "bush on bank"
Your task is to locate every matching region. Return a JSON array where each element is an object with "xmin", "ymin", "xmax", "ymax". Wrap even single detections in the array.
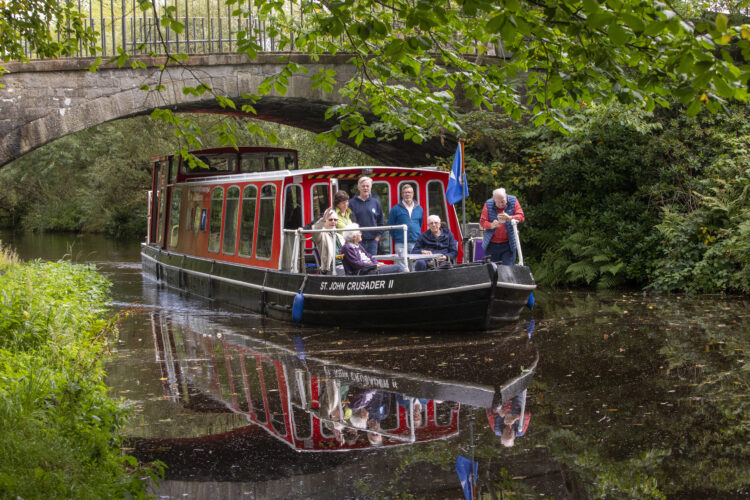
[
  {"xmin": 457, "ymin": 103, "xmax": 750, "ymax": 294},
  {"xmin": 0, "ymin": 245, "xmax": 155, "ymax": 498}
]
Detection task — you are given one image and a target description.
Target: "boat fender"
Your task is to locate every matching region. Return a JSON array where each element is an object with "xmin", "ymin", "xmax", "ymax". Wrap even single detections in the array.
[
  {"xmin": 526, "ymin": 292, "xmax": 535, "ymax": 310},
  {"xmin": 292, "ymin": 292, "xmax": 304, "ymax": 323},
  {"xmin": 486, "ymin": 261, "xmax": 499, "ymax": 288},
  {"xmin": 292, "ymin": 276, "xmax": 308, "ymax": 324}
]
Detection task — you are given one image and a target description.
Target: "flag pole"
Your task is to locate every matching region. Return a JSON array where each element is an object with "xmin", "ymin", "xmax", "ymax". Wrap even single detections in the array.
[{"xmin": 460, "ymin": 138, "xmax": 466, "ymax": 232}]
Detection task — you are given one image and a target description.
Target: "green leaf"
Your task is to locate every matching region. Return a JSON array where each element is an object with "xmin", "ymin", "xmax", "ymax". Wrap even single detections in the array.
[
  {"xmin": 715, "ymin": 13, "xmax": 729, "ymax": 32},
  {"xmin": 608, "ymin": 24, "xmax": 629, "ymax": 46}
]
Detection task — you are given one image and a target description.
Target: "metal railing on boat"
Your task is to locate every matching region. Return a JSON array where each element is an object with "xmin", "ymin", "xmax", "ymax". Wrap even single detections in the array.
[
  {"xmin": 284, "ymin": 224, "xmax": 409, "ymax": 275},
  {"xmin": 286, "ymin": 219, "xmax": 526, "ymax": 274}
]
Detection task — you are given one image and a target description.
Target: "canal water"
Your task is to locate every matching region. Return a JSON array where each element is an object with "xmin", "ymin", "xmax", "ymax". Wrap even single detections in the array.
[{"xmin": 2, "ymin": 230, "xmax": 749, "ymax": 499}]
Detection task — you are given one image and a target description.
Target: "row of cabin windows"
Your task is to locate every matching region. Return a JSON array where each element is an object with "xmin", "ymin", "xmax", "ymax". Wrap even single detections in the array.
[
  {"xmin": 175, "ymin": 323, "xmax": 457, "ymax": 443},
  {"xmin": 168, "ymin": 184, "xmax": 277, "ymax": 259},
  {"xmin": 167, "ymin": 179, "xmax": 450, "ymax": 256},
  {"xmin": 181, "ymin": 153, "xmax": 297, "ymax": 175}
]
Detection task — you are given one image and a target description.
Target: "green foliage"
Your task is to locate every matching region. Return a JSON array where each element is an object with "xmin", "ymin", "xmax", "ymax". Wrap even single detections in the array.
[
  {"xmin": 458, "ymin": 101, "xmax": 750, "ymax": 292},
  {"xmin": 0, "ymin": 257, "xmax": 159, "ymax": 498},
  {"xmin": 648, "ymin": 106, "xmax": 750, "ymax": 293}
]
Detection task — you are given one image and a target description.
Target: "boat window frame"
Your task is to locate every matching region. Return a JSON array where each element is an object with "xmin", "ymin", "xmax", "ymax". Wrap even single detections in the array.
[
  {"xmin": 168, "ymin": 187, "xmax": 182, "ymax": 249},
  {"xmin": 222, "ymin": 185, "xmax": 241, "ymax": 256},
  {"xmin": 396, "ymin": 180, "xmax": 420, "ymax": 207},
  {"xmin": 371, "ymin": 180, "xmax": 392, "ymax": 254},
  {"xmin": 255, "ymin": 183, "xmax": 277, "ymax": 261},
  {"xmin": 238, "ymin": 184, "xmax": 259, "ymax": 258},
  {"xmin": 283, "ymin": 183, "xmax": 304, "ymax": 230},
  {"xmin": 208, "ymin": 186, "xmax": 225, "ymax": 254},
  {"xmin": 310, "ymin": 182, "xmax": 332, "ymax": 222},
  {"xmin": 426, "ymin": 179, "xmax": 449, "ymax": 227}
]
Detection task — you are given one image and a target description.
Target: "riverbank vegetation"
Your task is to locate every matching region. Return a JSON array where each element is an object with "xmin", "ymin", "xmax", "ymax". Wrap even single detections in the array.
[
  {"xmin": 456, "ymin": 102, "xmax": 750, "ymax": 294},
  {"xmin": 0, "ymin": 244, "xmax": 156, "ymax": 497}
]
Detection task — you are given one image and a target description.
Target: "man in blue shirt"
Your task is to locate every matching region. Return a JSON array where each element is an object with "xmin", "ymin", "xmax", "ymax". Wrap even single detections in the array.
[
  {"xmin": 387, "ymin": 183, "xmax": 423, "ymax": 271},
  {"xmin": 348, "ymin": 176, "xmax": 384, "ymax": 255}
]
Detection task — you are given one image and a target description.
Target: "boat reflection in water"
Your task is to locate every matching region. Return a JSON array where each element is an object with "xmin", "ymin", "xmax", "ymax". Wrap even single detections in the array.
[
  {"xmin": 131, "ymin": 308, "xmax": 537, "ymax": 496},
  {"xmin": 145, "ymin": 310, "xmax": 536, "ymax": 451}
]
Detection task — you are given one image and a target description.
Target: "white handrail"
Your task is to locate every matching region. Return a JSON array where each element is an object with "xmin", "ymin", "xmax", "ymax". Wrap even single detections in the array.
[
  {"xmin": 511, "ymin": 219, "xmax": 524, "ymax": 266},
  {"xmin": 285, "ymin": 223, "xmax": 409, "ymax": 273}
]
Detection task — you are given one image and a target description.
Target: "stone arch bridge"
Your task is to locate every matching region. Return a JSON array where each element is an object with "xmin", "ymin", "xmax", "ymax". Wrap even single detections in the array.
[{"xmin": 0, "ymin": 53, "xmax": 455, "ymax": 168}]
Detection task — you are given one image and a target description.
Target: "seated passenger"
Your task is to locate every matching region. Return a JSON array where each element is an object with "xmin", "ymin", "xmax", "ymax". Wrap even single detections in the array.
[
  {"xmin": 341, "ymin": 223, "xmax": 401, "ymax": 276},
  {"xmin": 412, "ymin": 215, "xmax": 458, "ymax": 271},
  {"xmin": 306, "ymin": 208, "xmax": 342, "ymax": 274}
]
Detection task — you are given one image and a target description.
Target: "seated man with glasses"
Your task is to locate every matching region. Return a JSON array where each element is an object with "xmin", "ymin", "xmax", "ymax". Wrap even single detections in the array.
[{"xmin": 412, "ymin": 215, "xmax": 458, "ymax": 271}]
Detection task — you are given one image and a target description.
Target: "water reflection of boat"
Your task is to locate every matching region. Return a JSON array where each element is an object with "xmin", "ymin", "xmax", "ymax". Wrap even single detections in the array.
[
  {"xmin": 145, "ymin": 310, "xmax": 537, "ymax": 453},
  {"xmin": 141, "ymin": 147, "xmax": 535, "ymax": 331}
]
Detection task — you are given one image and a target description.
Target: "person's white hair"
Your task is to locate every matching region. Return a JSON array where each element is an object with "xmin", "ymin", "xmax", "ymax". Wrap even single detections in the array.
[
  {"xmin": 350, "ymin": 412, "xmax": 367, "ymax": 429},
  {"xmin": 358, "ymin": 176, "xmax": 373, "ymax": 187},
  {"xmin": 427, "ymin": 214, "xmax": 441, "ymax": 224},
  {"xmin": 343, "ymin": 223, "xmax": 361, "ymax": 243},
  {"xmin": 493, "ymin": 188, "xmax": 507, "ymax": 198}
]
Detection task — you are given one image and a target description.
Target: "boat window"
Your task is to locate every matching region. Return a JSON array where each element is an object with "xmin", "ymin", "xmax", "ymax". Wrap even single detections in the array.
[
  {"xmin": 311, "ymin": 183, "xmax": 331, "ymax": 221},
  {"xmin": 379, "ymin": 392, "xmax": 399, "ymax": 431},
  {"xmin": 182, "ymin": 155, "xmax": 236, "ymax": 175},
  {"xmin": 208, "ymin": 187, "xmax": 224, "ymax": 253},
  {"xmin": 168, "ymin": 188, "xmax": 182, "ymax": 248},
  {"xmin": 192, "ymin": 202, "xmax": 201, "ymax": 235},
  {"xmin": 168, "ymin": 156, "xmax": 177, "ymax": 183},
  {"xmin": 435, "ymin": 401, "xmax": 457, "ymax": 427},
  {"xmin": 239, "ymin": 185, "xmax": 258, "ymax": 257},
  {"xmin": 264, "ymin": 156, "xmax": 279, "ymax": 170},
  {"xmin": 397, "ymin": 181, "xmax": 419, "ymax": 206},
  {"xmin": 240, "ymin": 154, "xmax": 263, "ymax": 173},
  {"xmin": 283, "ymin": 153, "xmax": 297, "ymax": 170},
  {"xmin": 427, "ymin": 180, "xmax": 448, "ymax": 227},
  {"xmin": 227, "ymin": 346, "xmax": 250, "ymax": 413},
  {"xmin": 262, "ymin": 359, "xmax": 287, "ymax": 437},
  {"xmin": 284, "ymin": 185, "xmax": 303, "ymax": 229},
  {"xmin": 244, "ymin": 354, "xmax": 267, "ymax": 424},
  {"xmin": 372, "ymin": 181, "xmax": 391, "ymax": 254},
  {"xmin": 293, "ymin": 406, "xmax": 312, "ymax": 440},
  {"xmin": 256, "ymin": 184, "xmax": 277, "ymax": 260},
  {"xmin": 157, "ymin": 186, "xmax": 166, "ymax": 246},
  {"xmin": 222, "ymin": 186, "xmax": 240, "ymax": 255}
]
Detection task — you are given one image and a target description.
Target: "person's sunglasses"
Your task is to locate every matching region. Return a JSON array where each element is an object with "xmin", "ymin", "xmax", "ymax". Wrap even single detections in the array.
[{"xmin": 328, "ymin": 218, "xmax": 338, "ymax": 221}]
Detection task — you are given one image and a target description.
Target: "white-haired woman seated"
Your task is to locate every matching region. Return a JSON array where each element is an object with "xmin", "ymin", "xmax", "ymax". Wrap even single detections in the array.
[{"xmin": 341, "ymin": 223, "xmax": 401, "ymax": 276}]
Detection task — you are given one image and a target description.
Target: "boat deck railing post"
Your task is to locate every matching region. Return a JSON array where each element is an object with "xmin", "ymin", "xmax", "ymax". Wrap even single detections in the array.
[
  {"xmin": 289, "ymin": 224, "xmax": 412, "ymax": 274},
  {"xmin": 511, "ymin": 220, "xmax": 524, "ymax": 266}
]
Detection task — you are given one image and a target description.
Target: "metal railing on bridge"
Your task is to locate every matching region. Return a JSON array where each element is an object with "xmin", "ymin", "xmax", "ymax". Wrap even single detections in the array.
[{"xmin": 16, "ymin": 0, "xmax": 507, "ymax": 61}]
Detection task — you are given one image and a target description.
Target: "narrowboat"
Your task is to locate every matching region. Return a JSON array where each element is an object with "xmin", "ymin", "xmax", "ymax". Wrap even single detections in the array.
[{"xmin": 141, "ymin": 146, "xmax": 536, "ymax": 331}]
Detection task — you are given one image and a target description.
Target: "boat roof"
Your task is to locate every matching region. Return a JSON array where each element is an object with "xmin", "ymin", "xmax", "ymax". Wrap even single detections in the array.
[{"xmin": 176, "ymin": 164, "xmax": 447, "ymax": 185}]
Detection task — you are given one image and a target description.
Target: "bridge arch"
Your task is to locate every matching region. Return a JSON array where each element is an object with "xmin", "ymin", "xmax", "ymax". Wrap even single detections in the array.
[{"xmin": 0, "ymin": 53, "xmax": 452, "ymax": 168}]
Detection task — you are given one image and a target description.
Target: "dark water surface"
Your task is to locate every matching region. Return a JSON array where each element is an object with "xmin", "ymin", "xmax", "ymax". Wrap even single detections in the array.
[{"xmin": 2, "ymin": 230, "xmax": 749, "ymax": 499}]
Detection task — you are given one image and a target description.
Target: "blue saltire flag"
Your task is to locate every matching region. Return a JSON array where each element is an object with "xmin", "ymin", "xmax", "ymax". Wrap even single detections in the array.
[
  {"xmin": 455, "ymin": 455, "xmax": 478, "ymax": 500},
  {"xmin": 446, "ymin": 144, "xmax": 469, "ymax": 205}
]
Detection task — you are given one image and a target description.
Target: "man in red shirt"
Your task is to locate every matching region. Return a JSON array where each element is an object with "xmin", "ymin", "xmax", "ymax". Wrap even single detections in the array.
[{"xmin": 479, "ymin": 188, "xmax": 525, "ymax": 266}]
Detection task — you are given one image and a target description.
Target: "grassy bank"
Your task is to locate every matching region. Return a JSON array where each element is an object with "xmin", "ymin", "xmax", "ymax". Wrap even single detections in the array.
[{"xmin": 0, "ymin": 243, "xmax": 156, "ymax": 497}]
